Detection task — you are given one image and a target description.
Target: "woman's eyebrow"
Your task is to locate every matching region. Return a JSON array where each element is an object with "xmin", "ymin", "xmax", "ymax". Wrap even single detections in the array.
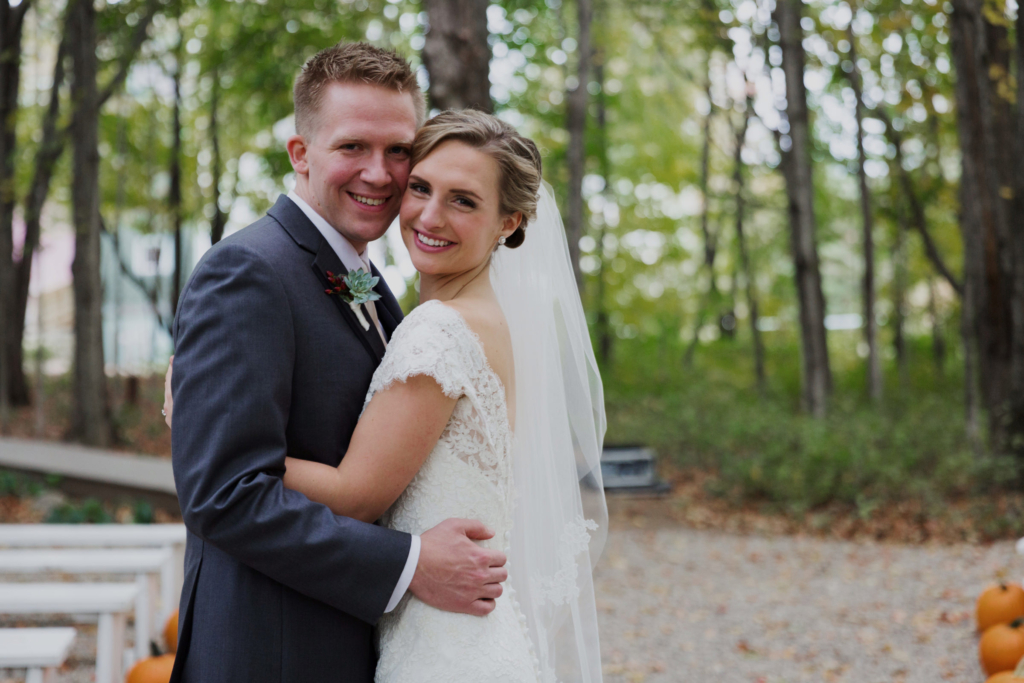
[{"xmin": 448, "ymin": 188, "xmax": 483, "ymax": 201}]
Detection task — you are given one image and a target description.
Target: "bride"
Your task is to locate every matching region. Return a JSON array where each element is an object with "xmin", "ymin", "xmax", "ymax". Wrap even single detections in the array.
[{"xmin": 167, "ymin": 109, "xmax": 607, "ymax": 683}]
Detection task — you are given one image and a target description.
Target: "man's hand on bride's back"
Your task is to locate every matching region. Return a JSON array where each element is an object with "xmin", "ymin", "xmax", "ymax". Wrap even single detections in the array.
[{"xmin": 410, "ymin": 518, "xmax": 507, "ymax": 617}]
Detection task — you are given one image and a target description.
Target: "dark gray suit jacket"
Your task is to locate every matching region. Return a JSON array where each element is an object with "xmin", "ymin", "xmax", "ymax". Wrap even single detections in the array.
[{"xmin": 169, "ymin": 195, "xmax": 411, "ymax": 683}]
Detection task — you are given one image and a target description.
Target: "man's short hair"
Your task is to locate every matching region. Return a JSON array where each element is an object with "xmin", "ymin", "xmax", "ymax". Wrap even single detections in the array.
[{"xmin": 293, "ymin": 42, "xmax": 426, "ymax": 138}]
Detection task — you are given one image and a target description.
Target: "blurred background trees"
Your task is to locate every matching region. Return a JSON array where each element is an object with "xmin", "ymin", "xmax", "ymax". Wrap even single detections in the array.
[{"xmin": 1, "ymin": 0, "xmax": 1023, "ymax": 528}]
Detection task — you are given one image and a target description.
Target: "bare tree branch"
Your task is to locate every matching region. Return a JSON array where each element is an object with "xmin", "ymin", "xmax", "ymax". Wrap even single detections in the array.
[
  {"xmin": 875, "ymin": 108, "xmax": 965, "ymax": 296},
  {"xmin": 99, "ymin": 215, "xmax": 173, "ymax": 336}
]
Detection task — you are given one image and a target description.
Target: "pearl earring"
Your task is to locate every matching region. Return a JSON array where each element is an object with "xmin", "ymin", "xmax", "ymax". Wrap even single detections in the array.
[{"xmin": 498, "ymin": 236, "xmax": 507, "ymax": 246}]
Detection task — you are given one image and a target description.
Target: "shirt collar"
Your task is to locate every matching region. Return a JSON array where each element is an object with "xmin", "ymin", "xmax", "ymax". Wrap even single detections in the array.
[{"xmin": 287, "ymin": 190, "xmax": 372, "ymax": 275}]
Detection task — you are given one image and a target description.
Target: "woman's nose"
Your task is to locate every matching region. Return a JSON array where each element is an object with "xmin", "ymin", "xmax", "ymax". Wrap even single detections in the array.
[{"xmin": 418, "ymin": 196, "xmax": 445, "ymax": 229}]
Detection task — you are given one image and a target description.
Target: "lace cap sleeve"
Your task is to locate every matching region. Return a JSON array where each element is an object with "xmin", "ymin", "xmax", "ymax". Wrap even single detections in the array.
[{"xmin": 365, "ymin": 300, "xmax": 478, "ymax": 405}]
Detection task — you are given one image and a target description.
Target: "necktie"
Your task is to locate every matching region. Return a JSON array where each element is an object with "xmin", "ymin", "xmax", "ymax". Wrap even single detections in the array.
[{"xmin": 360, "ymin": 253, "xmax": 387, "ymax": 347}]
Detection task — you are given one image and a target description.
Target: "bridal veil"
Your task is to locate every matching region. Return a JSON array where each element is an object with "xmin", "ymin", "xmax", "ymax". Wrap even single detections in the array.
[{"xmin": 491, "ymin": 182, "xmax": 607, "ymax": 683}]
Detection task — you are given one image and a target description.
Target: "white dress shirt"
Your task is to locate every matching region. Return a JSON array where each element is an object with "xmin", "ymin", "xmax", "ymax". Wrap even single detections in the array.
[{"xmin": 287, "ymin": 190, "xmax": 419, "ymax": 614}]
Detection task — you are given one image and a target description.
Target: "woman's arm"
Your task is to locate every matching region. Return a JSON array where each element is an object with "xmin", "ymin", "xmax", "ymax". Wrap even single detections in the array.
[
  {"xmin": 282, "ymin": 374, "xmax": 457, "ymax": 523},
  {"xmin": 165, "ymin": 360, "xmax": 457, "ymax": 524}
]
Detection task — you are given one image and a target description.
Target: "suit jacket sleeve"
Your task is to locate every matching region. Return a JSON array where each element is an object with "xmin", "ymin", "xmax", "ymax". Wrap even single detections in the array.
[{"xmin": 171, "ymin": 240, "xmax": 411, "ymax": 625}]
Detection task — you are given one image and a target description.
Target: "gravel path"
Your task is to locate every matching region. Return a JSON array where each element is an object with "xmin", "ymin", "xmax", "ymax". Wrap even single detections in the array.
[
  {"xmin": 0, "ymin": 522, "xmax": 1014, "ymax": 683},
  {"xmin": 596, "ymin": 521, "xmax": 1013, "ymax": 683}
]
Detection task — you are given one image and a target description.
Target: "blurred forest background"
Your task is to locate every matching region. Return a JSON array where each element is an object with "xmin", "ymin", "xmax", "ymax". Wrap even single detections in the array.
[{"xmin": 1, "ymin": 0, "xmax": 1023, "ymax": 538}]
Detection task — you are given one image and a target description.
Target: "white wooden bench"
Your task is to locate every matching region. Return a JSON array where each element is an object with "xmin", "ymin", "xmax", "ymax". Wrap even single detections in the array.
[
  {"xmin": 0, "ymin": 583, "xmax": 137, "ymax": 683},
  {"xmin": 0, "ymin": 627, "xmax": 76, "ymax": 683},
  {"xmin": 0, "ymin": 548, "xmax": 172, "ymax": 660},
  {"xmin": 0, "ymin": 524, "xmax": 186, "ymax": 615}
]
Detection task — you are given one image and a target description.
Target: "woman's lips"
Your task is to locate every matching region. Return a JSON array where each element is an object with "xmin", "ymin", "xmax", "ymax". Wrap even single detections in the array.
[{"xmin": 412, "ymin": 229, "xmax": 456, "ymax": 252}]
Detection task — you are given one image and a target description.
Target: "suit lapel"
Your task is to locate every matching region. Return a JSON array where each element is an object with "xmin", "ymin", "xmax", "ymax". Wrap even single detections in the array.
[
  {"xmin": 270, "ymin": 193, "xmax": 392, "ymax": 361},
  {"xmin": 312, "ymin": 244, "xmax": 387, "ymax": 362}
]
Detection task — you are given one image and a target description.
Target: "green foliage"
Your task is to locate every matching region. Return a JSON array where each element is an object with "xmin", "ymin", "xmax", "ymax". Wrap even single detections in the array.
[
  {"xmin": 46, "ymin": 498, "xmax": 114, "ymax": 524},
  {"xmin": 604, "ymin": 333, "xmax": 1017, "ymax": 515}
]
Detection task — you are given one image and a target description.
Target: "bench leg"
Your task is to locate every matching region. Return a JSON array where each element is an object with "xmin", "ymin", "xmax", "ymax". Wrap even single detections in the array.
[
  {"xmin": 96, "ymin": 612, "xmax": 114, "ymax": 683},
  {"xmin": 96, "ymin": 611, "xmax": 127, "ymax": 683},
  {"xmin": 161, "ymin": 551, "xmax": 177, "ymax": 624},
  {"xmin": 135, "ymin": 572, "xmax": 152, "ymax": 661}
]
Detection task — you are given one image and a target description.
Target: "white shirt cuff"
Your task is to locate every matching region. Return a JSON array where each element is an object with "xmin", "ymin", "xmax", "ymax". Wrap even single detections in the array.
[{"xmin": 384, "ymin": 534, "xmax": 420, "ymax": 613}]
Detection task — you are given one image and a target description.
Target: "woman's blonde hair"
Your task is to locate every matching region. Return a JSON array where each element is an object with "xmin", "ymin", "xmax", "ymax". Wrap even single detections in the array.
[{"xmin": 411, "ymin": 110, "xmax": 542, "ymax": 248}]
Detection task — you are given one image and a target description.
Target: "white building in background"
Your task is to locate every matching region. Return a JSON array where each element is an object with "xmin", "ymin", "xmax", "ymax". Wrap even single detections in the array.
[{"xmin": 21, "ymin": 217, "xmax": 209, "ymax": 378}]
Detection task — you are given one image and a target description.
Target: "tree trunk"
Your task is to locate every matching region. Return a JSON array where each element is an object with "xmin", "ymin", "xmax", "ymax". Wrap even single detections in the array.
[
  {"xmin": 421, "ymin": 0, "xmax": 492, "ymax": 112},
  {"xmin": 950, "ymin": 0, "xmax": 1016, "ymax": 446},
  {"xmin": 928, "ymin": 277, "xmax": 946, "ymax": 374},
  {"xmin": 170, "ymin": 38, "xmax": 183, "ymax": 315},
  {"xmin": 12, "ymin": 2, "xmax": 154, "ymax": 410},
  {"xmin": 847, "ymin": 27, "xmax": 881, "ymax": 403},
  {"xmin": 1008, "ymin": 3, "xmax": 1024, "ymax": 456},
  {"xmin": 210, "ymin": 66, "xmax": 225, "ymax": 245},
  {"xmin": 683, "ymin": 78, "xmax": 717, "ymax": 367},
  {"xmin": 892, "ymin": 198, "xmax": 908, "ymax": 385},
  {"xmin": 0, "ymin": 0, "xmax": 32, "ymax": 420},
  {"xmin": 593, "ymin": 53, "xmax": 612, "ymax": 365},
  {"xmin": 732, "ymin": 99, "xmax": 765, "ymax": 394},
  {"xmin": 564, "ymin": 0, "xmax": 591, "ymax": 292},
  {"xmin": 68, "ymin": 0, "xmax": 112, "ymax": 446},
  {"xmin": 773, "ymin": 0, "xmax": 831, "ymax": 416}
]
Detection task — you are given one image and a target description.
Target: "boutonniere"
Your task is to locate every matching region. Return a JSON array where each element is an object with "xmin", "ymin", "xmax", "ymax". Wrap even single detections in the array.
[{"xmin": 325, "ymin": 269, "xmax": 381, "ymax": 331}]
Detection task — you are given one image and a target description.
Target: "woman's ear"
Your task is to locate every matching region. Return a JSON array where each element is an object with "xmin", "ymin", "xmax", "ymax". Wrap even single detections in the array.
[{"xmin": 500, "ymin": 211, "xmax": 523, "ymax": 239}]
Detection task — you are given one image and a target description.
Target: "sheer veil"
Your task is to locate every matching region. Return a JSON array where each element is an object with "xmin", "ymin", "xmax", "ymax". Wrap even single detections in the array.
[{"xmin": 491, "ymin": 182, "xmax": 607, "ymax": 683}]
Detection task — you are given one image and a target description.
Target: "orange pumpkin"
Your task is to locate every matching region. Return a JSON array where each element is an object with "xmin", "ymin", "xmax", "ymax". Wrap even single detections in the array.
[
  {"xmin": 163, "ymin": 609, "xmax": 179, "ymax": 654},
  {"xmin": 126, "ymin": 653, "xmax": 175, "ymax": 683},
  {"xmin": 988, "ymin": 658, "xmax": 1024, "ymax": 682},
  {"xmin": 981, "ymin": 619, "xmax": 1024, "ymax": 675},
  {"xmin": 979, "ymin": 583, "xmax": 1024, "ymax": 632}
]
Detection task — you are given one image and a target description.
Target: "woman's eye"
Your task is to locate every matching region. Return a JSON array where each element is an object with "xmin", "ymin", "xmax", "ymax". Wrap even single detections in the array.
[
  {"xmin": 455, "ymin": 197, "xmax": 476, "ymax": 208},
  {"xmin": 411, "ymin": 183, "xmax": 429, "ymax": 194}
]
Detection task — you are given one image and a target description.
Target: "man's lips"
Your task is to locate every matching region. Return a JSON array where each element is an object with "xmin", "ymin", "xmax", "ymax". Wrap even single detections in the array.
[{"xmin": 347, "ymin": 192, "xmax": 391, "ymax": 210}]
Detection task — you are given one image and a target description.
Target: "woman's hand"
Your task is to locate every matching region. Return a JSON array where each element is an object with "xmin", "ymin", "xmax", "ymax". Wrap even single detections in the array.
[{"xmin": 163, "ymin": 356, "xmax": 174, "ymax": 428}]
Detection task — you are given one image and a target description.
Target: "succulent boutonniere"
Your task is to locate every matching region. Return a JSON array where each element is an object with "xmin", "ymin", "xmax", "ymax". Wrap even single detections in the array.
[{"xmin": 325, "ymin": 269, "xmax": 381, "ymax": 331}]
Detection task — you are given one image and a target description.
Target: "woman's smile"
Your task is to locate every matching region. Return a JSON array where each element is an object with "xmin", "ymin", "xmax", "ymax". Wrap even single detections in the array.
[{"xmin": 412, "ymin": 229, "xmax": 457, "ymax": 252}]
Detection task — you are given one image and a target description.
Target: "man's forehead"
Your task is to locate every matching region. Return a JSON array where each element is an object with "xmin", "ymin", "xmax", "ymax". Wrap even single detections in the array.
[{"xmin": 322, "ymin": 82, "xmax": 416, "ymax": 127}]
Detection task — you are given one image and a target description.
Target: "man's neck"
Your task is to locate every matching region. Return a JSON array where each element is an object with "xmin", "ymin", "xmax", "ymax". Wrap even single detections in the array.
[{"xmin": 291, "ymin": 181, "xmax": 366, "ymax": 255}]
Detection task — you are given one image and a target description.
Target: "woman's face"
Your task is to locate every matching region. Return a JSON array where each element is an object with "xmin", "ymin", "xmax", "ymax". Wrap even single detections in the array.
[{"xmin": 400, "ymin": 140, "xmax": 520, "ymax": 277}]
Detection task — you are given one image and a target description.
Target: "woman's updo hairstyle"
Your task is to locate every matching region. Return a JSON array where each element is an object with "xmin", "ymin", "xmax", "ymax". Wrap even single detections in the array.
[{"xmin": 411, "ymin": 109, "xmax": 542, "ymax": 249}]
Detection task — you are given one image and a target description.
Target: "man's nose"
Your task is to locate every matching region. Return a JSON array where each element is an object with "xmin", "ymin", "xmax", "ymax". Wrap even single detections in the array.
[{"xmin": 360, "ymin": 151, "xmax": 391, "ymax": 186}]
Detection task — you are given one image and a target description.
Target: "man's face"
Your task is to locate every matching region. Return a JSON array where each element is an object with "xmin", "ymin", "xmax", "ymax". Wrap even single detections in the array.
[{"xmin": 287, "ymin": 81, "xmax": 418, "ymax": 251}]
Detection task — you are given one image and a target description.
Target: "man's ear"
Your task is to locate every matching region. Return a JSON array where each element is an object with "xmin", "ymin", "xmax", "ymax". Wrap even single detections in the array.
[{"xmin": 286, "ymin": 135, "xmax": 309, "ymax": 175}]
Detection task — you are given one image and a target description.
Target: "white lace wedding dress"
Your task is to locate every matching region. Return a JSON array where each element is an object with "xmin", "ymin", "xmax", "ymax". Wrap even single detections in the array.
[{"xmin": 368, "ymin": 300, "xmax": 541, "ymax": 683}]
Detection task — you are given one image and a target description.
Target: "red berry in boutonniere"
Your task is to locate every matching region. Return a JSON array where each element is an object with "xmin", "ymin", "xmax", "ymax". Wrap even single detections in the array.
[{"xmin": 324, "ymin": 268, "xmax": 381, "ymax": 331}]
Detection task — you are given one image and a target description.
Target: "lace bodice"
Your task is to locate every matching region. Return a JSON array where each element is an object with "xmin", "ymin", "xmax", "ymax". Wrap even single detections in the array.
[{"xmin": 366, "ymin": 300, "xmax": 539, "ymax": 683}]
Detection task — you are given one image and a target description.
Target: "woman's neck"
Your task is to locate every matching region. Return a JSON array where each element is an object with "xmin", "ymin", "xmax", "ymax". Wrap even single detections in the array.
[{"xmin": 418, "ymin": 259, "xmax": 492, "ymax": 304}]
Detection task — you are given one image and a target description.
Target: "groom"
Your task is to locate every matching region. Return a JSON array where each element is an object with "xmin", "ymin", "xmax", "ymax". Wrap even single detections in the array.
[{"xmin": 169, "ymin": 42, "xmax": 507, "ymax": 683}]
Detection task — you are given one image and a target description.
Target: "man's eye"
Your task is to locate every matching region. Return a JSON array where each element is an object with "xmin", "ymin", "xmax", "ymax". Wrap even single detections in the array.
[
  {"xmin": 339, "ymin": 144, "xmax": 359, "ymax": 151},
  {"xmin": 390, "ymin": 146, "xmax": 411, "ymax": 157}
]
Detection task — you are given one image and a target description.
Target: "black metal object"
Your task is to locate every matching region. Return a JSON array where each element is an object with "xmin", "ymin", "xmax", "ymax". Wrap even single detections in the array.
[{"xmin": 600, "ymin": 446, "xmax": 671, "ymax": 494}]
